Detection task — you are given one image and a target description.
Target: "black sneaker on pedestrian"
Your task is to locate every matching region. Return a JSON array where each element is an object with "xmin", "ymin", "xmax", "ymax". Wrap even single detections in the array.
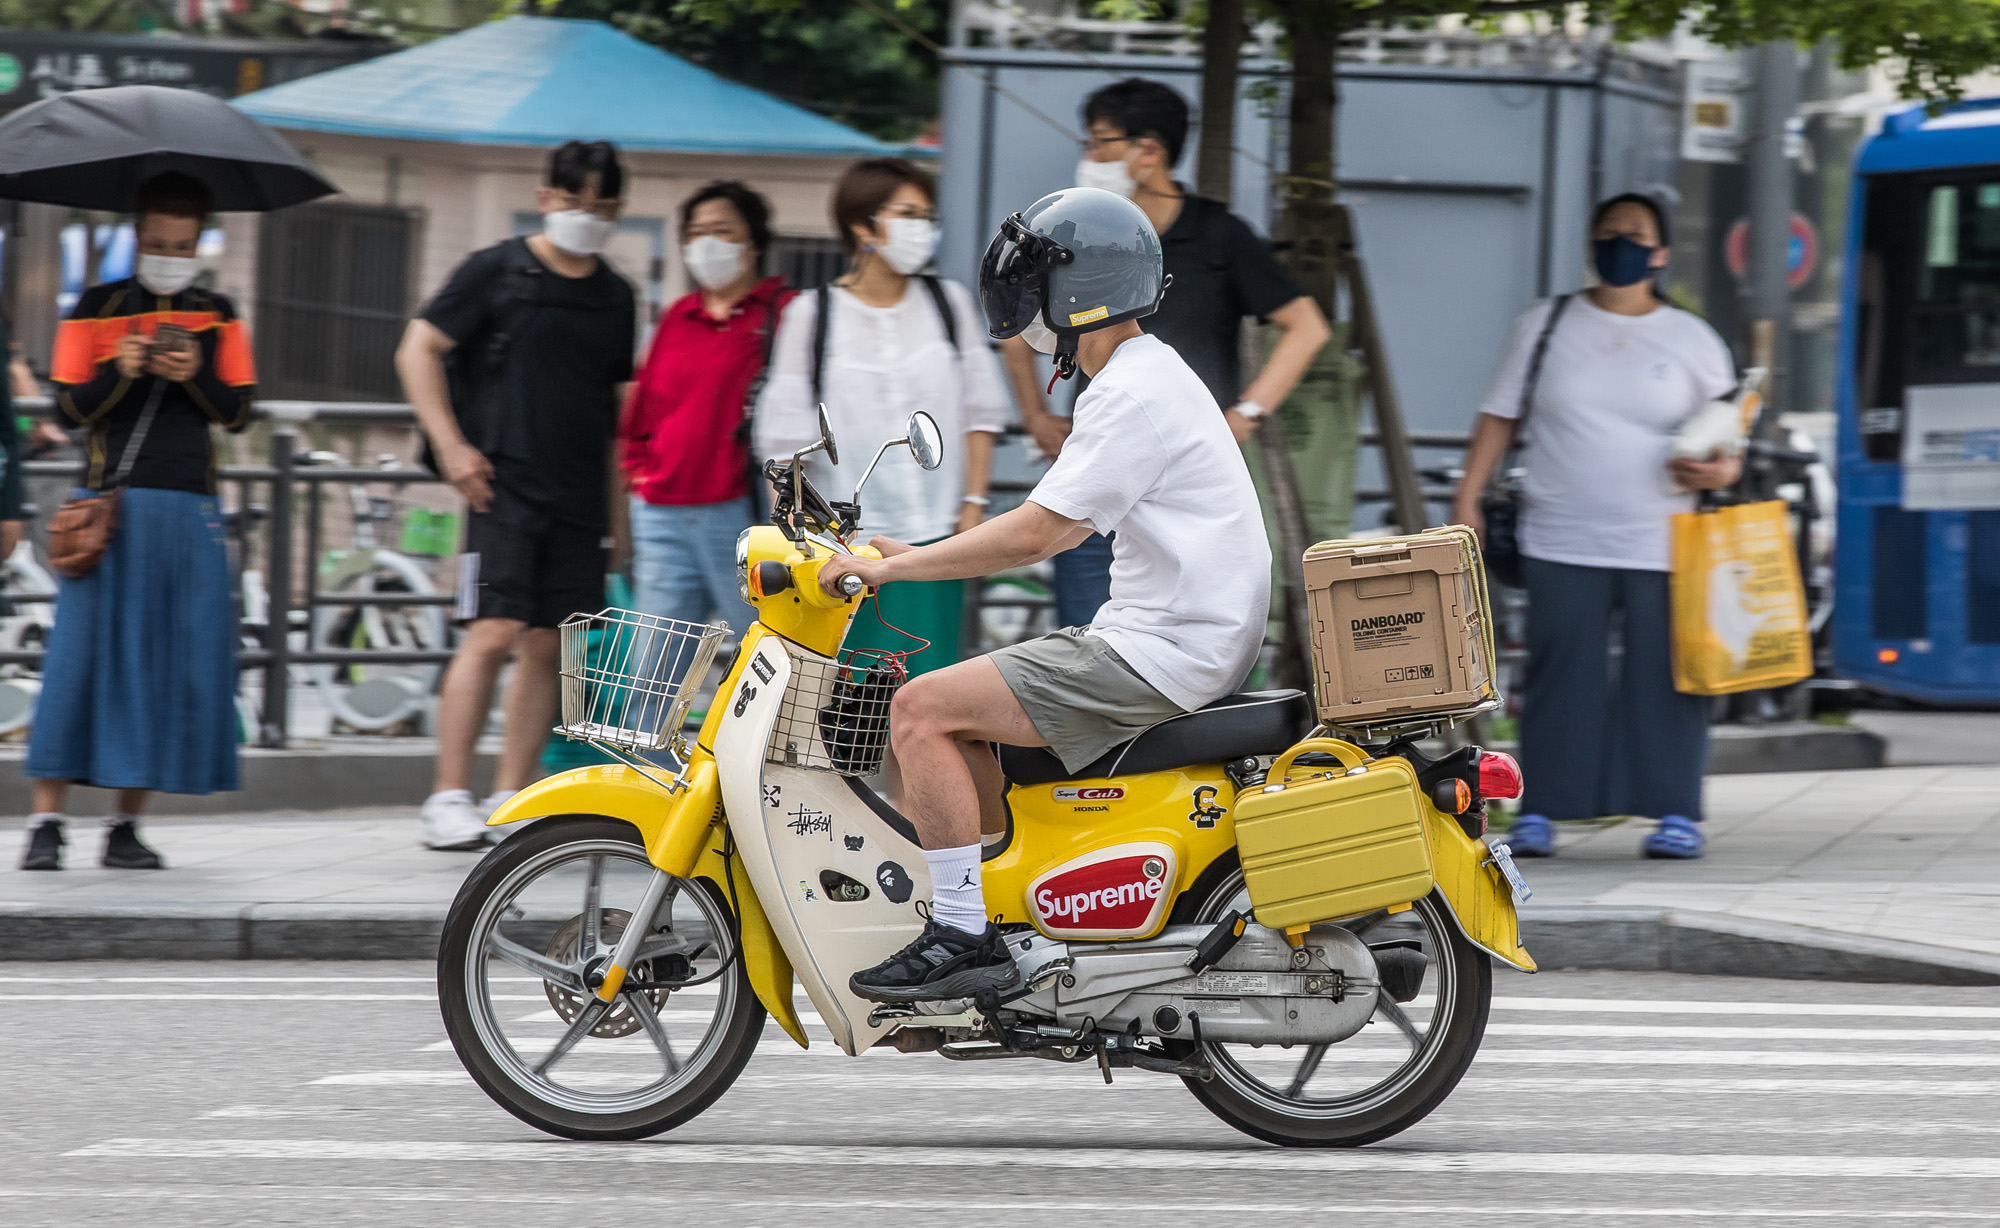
[
  {"xmin": 850, "ymin": 918, "xmax": 1023, "ymax": 1004},
  {"xmin": 19, "ymin": 819, "xmax": 63, "ymax": 871},
  {"xmin": 102, "ymin": 820, "xmax": 164, "ymax": 870}
]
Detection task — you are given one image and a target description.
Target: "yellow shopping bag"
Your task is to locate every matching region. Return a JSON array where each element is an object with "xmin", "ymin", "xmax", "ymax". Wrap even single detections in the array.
[{"xmin": 1669, "ymin": 500, "xmax": 1813, "ymax": 696}]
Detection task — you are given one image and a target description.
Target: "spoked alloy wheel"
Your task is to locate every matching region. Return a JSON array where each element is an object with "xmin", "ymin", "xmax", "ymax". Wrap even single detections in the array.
[
  {"xmin": 1176, "ymin": 869, "xmax": 1491, "ymax": 1147},
  {"xmin": 437, "ymin": 816, "xmax": 764, "ymax": 1140}
]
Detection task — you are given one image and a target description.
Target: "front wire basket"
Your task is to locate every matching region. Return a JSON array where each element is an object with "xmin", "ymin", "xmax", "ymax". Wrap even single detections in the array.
[
  {"xmin": 767, "ymin": 648, "xmax": 907, "ymax": 775},
  {"xmin": 557, "ymin": 609, "xmax": 729, "ymax": 756}
]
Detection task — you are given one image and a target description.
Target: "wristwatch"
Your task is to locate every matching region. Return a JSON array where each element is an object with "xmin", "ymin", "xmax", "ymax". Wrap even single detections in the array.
[
  {"xmin": 962, "ymin": 494, "xmax": 990, "ymax": 507},
  {"xmin": 1231, "ymin": 399, "xmax": 1267, "ymax": 421}
]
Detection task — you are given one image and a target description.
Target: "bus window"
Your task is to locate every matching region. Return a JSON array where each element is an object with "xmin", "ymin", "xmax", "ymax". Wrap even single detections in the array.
[{"xmin": 1913, "ymin": 178, "xmax": 2000, "ymax": 382}]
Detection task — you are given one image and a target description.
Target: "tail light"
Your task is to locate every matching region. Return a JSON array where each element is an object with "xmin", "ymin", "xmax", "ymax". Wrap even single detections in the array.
[{"xmin": 1477, "ymin": 750, "xmax": 1523, "ymax": 801}]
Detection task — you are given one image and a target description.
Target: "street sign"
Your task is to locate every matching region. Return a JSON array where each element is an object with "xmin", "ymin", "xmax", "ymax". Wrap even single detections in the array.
[
  {"xmin": 0, "ymin": 30, "xmax": 377, "ymax": 109},
  {"xmin": 1726, "ymin": 212, "xmax": 1820, "ymax": 290},
  {"xmin": 1682, "ymin": 58, "xmax": 1746, "ymax": 164}
]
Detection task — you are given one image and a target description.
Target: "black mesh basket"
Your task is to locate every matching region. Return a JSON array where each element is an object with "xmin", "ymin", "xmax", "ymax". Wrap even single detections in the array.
[{"xmin": 767, "ymin": 648, "xmax": 906, "ymax": 776}]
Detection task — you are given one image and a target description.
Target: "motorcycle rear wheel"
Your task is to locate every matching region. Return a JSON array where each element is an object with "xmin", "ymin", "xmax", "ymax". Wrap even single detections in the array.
[
  {"xmin": 437, "ymin": 815, "xmax": 765, "ymax": 1140},
  {"xmin": 1175, "ymin": 870, "xmax": 1492, "ymax": 1147}
]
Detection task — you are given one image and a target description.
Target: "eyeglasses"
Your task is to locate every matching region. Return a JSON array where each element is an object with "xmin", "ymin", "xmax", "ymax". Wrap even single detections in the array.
[
  {"xmin": 549, "ymin": 191, "xmax": 625, "ymax": 221},
  {"xmin": 1079, "ymin": 133, "xmax": 1135, "ymax": 155},
  {"xmin": 875, "ymin": 204, "xmax": 937, "ymax": 223}
]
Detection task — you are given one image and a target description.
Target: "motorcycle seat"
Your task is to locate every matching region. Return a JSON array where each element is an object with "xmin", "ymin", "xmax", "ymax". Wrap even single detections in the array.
[{"xmin": 997, "ymin": 689, "xmax": 1313, "ymax": 787}]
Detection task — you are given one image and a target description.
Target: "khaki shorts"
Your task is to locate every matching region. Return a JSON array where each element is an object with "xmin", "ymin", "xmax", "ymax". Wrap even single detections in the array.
[{"xmin": 990, "ymin": 628, "xmax": 1186, "ymax": 773}]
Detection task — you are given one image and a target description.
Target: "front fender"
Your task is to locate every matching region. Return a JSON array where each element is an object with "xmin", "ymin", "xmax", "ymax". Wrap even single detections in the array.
[
  {"xmin": 488, "ymin": 760, "xmax": 808, "ymax": 1046},
  {"xmin": 1423, "ymin": 805, "xmax": 1536, "ymax": 973}
]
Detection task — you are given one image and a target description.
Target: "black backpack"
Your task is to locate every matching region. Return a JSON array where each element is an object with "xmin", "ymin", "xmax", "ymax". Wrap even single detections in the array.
[{"xmin": 420, "ymin": 237, "xmax": 544, "ymax": 475}]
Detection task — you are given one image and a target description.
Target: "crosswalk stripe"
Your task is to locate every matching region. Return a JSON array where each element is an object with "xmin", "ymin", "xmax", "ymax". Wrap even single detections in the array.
[
  {"xmin": 1491, "ymin": 997, "xmax": 2000, "ymax": 1019},
  {"xmin": 3, "ymin": 1187, "xmax": 1999, "ymax": 1218},
  {"xmin": 58, "ymin": 1138, "xmax": 2000, "ymax": 1179},
  {"xmin": 1485, "ymin": 1023, "xmax": 2000, "ymax": 1041}
]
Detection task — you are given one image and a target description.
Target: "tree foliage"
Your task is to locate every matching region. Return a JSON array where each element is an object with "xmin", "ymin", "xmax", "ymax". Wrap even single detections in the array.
[{"xmin": 535, "ymin": 0, "xmax": 946, "ymax": 141}]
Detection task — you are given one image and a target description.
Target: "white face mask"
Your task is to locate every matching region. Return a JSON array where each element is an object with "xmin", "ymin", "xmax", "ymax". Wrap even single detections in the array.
[
  {"xmin": 1021, "ymin": 317, "xmax": 1059, "ymax": 356},
  {"xmin": 136, "ymin": 253, "xmax": 199, "ymax": 297},
  {"xmin": 683, "ymin": 236, "xmax": 748, "ymax": 290},
  {"xmin": 544, "ymin": 209, "xmax": 616, "ymax": 257},
  {"xmin": 1075, "ymin": 155, "xmax": 1137, "ymax": 198},
  {"xmin": 875, "ymin": 217, "xmax": 939, "ymax": 275}
]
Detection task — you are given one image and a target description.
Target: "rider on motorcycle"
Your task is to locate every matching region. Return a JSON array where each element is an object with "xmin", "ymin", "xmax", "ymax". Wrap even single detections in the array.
[{"xmin": 818, "ymin": 188, "xmax": 1273, "ymax": 1003}]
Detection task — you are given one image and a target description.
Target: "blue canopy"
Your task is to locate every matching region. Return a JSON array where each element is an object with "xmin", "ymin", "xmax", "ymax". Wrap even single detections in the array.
[{"xmin": 234, "ymin": 16, "xmax": 907, "ymax": 158}]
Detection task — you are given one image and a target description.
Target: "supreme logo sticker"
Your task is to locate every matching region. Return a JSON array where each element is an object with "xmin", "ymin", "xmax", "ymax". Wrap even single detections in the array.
[
  {"xmin": 750, "ymin": 653, "xmax": 775, "ymax": 684},
  {"xmin": 1027, "ymin": 847, "xmax": 1175, "ymax": 938},
  {"xmin": 1053, "ymin": 786, "xmax": 1124, "ymax": 802},
  {"xmin": 1068, "ymin": 304, "xmax": 1110, "ymax": 326}
]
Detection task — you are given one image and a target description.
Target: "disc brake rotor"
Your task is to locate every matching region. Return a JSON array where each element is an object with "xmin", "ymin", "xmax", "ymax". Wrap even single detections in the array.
[{"xmin": 542, "ymin": 908, "xmax": 672, "ymax": 1038}]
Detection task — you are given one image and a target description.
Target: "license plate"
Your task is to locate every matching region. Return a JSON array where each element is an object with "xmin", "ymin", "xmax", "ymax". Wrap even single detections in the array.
[{"xmin": 1487, "ymin": 842, "xmax": 1533, "ymax": 904}]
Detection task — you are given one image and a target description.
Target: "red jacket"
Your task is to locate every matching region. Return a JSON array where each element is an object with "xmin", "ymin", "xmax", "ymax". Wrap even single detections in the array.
[{"xmin": 621, "ymin": 276, "xmax": 792, "ymax": 506}]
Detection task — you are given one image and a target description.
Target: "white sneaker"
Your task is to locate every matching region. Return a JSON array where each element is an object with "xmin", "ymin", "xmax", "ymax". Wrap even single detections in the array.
[
  {"xmin": 480, "ymin": 790, "xmax": 520, "ymax": 844},
  {"xmin": 421, "ymin": 789, "xmax": 489, "ymax": 851}
]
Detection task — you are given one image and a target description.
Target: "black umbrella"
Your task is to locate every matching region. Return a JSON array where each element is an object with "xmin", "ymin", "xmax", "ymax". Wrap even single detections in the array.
[{"xmin": 0, "ymin": 85, "xmax": 335, "ymax": 212}]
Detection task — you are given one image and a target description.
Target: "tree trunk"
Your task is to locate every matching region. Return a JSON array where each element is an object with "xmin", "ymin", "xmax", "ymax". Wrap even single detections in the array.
[
  {"xmin": 1195, "ymin": 0, "xmax": 1246, "ymax": 202},
  {"xmin": 1257, "ymin": 2, "xmax": 1342, "ymax": 691}
]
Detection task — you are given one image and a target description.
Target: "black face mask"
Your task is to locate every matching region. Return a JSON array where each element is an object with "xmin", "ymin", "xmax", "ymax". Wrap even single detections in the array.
[{"xmin": 1593, "ymin": 235, "xmax": 1657, "ymax": 287}]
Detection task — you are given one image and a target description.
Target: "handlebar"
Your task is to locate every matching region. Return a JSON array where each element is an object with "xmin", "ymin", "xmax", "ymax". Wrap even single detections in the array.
[{"xmin": 839, "ymin": 574, "xmax": 866, "ymax": 598}]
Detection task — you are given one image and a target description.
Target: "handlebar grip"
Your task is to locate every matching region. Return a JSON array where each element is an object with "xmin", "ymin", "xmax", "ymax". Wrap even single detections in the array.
[{"xmin": 839, "ymin": 573, "xmax": 866, "ymax": 598}]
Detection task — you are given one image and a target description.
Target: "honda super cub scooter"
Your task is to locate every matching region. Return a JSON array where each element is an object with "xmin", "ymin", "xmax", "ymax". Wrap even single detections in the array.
[{"xmin": 437, "ymin": 408, "xmax": 1536, "ymax": 1148}]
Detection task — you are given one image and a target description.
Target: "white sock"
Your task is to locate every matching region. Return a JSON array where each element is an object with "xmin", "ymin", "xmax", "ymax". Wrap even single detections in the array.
[
  {"xmin": 26, "ymin": 811, "xmax": 61, "ymax": 829},
  {"xmin": 105, "ymin": 812, "xmax": 141, "ymax": 830},
  {"xmin": 922, "ymin": 844, "xmax": 987, "ymax": 937},
  {"xmin": 426, "ymin": 789, "xmax": 474, "ymax": 808}
]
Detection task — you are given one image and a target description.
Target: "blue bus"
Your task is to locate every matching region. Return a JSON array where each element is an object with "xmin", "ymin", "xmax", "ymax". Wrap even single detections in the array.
[{"xmin": 1834, "ymin": 100, "xmax": 2000, "ymax": 705}]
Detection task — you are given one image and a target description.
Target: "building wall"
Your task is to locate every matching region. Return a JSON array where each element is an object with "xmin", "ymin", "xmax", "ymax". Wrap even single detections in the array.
[{"xmin": 268, "ymin": 132, "xmax": 857, "ymax": 330}]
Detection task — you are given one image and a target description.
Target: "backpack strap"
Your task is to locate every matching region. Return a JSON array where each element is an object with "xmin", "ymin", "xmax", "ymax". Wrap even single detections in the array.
[
  {"xmin": 481, "ymin": 236, "xmax": 543, "ymax": 376},
  {"xmin": 811, "ymin": 284, "xmax": 832, "ymax": 407},
  {"xmin": 918, "ymin": 274, "xmax": 958, "ymax": 350}
]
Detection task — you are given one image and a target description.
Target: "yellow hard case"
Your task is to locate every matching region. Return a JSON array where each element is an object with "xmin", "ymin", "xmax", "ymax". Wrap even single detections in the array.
[{"xmin": 1233, "ymin": 738, "xmax": 1436, "ymax": 930}]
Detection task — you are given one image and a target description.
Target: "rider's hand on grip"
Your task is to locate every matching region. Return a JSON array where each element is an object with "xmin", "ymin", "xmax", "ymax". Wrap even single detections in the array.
[{"xmin": 839, "ymin": 574, "xmax": 866, "ymax": 598}]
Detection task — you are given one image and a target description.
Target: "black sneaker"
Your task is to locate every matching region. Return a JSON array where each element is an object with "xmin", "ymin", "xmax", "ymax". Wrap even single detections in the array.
[
  {"xmin": 19, "ymin": 819, "xmax": 63, "ymax": 871},
  {"xmin": 849, "ymin": 919, "xmax": 1023, "ymax": 1004},
  {"xmin": 102, "ymin": 820, "xmax": 164, "ymax": 870}
]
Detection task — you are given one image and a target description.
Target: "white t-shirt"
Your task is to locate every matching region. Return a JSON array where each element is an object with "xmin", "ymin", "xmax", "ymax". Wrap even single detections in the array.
[
  {"xmin": 755, "ymin": 279, "xmax": 1008, "ymax": 544},
  {"xmin": 1479, "ymin": 295, "xmax": 1735, "ymax": 572},
  {"xmin": 1029, "ymin": 333, "xmax": 1272, "ymax": 712}
]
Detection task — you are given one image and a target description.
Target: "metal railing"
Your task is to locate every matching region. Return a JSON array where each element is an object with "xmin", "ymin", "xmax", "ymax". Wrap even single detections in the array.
[
  {"xmin": 11, "ymin": 397, "xmax": 457, "ymax": 747},
  {"xmin": 7, "ymin": 396, "xmax": 1477, "ymax": 746}
]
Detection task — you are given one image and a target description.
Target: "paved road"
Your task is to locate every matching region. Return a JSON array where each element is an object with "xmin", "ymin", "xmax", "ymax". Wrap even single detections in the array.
[{"xmin": 5, "ymin": 961, "xmax": 1999, "ymax": 1225}]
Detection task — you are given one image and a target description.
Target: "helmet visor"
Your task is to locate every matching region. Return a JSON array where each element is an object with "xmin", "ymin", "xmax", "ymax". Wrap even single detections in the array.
[{"xmin": 979, "ymin": 214, "xmax": 1048, "ymax": 339}]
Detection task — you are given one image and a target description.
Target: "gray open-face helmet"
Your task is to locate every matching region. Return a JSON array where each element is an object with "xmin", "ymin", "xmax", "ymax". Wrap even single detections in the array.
[{"xmin": 979, "ymin": 186, "xmax": 1167, "ymax": 379}]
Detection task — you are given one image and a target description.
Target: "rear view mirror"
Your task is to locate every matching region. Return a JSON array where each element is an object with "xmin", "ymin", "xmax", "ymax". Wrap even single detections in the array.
[
  {"xmin": 907, "ymin": 411, "xmax": 943, "ymax": 471},
  {"xmin": 818, "ymin": 404, "xmax": 839, "ymax": 466}
]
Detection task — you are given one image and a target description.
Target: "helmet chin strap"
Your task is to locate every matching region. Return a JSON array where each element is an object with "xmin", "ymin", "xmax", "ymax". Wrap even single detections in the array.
[{"xmin": 1048, "ymin": 335, "xmax": 1080, "ymax": 393}]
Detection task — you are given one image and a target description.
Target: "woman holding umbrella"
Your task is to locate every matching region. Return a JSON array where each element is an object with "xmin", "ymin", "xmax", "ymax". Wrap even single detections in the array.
[{"xmin": 17, "ymin": 171, "xmax": 256, "ymax": 871}]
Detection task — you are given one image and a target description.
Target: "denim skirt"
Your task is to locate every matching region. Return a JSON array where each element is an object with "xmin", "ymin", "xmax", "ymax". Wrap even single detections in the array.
[{"xmin": 26, "ymin": 488, "xmax": 239, "ymax": 794}]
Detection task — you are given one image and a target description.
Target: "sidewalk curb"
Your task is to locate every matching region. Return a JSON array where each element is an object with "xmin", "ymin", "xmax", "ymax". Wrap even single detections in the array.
[
  {"xmin": 5, "ymin": 900, "xmax": 2000, "ymax": 985},
  {"xmin": 1519, "ymin": 906, "xmax": 2000, "ymax": 986}
]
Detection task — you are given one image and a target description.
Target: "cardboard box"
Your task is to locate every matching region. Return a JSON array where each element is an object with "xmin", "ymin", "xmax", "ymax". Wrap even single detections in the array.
[{"xmin": 1304, "ymin": 526, "xmax": 1496, "ymax": 727}]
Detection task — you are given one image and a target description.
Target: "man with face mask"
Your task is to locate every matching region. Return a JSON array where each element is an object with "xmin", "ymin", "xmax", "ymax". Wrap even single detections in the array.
[
  {"xmin": 396, "ymin": 140, "xmax": 638, "ymax": 851},
  {"xmin": 1002, "ymin": 77, "xmax": 1331, "ymax": 629}
]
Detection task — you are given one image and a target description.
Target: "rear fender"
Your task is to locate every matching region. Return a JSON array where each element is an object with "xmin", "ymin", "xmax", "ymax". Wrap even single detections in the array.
[
  {"xmin": 487, "ymin": 762, "xmax": 807, "ymax": 1045},
  {"xmin": 1422, "ymin": 804, "xmax": 1536, "ymax": 972}
]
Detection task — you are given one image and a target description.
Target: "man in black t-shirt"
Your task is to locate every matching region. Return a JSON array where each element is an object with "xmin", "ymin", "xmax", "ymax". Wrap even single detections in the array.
[
  {"xmin": 1000, "ymin": 78, "xmax": 1331, "ymax": 627},
  {"xmin": 396, "ymin": 140, "xmax": 637, "ymax": 850}
]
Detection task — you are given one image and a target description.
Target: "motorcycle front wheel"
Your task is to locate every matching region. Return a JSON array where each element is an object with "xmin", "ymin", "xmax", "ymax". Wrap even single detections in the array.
[
  {"xmin": 437, "ymin": 815, "xmax": 765, "ymax": 1140},
  {"xmin": 1175, "ymin": 868, "xmax": 1492, "ymax": 1147}
]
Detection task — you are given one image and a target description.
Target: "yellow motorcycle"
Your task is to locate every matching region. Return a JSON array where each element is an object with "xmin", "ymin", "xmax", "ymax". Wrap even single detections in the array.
[{"xmin": 437, "ymin": 409, "xmax": 1536, "ymax": 1147}]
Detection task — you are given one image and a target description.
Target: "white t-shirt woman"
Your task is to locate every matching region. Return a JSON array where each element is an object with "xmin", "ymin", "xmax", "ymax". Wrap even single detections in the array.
[{"xmin": 1451, "ymin": 193, "xmax": 1742, "ymax": 863}]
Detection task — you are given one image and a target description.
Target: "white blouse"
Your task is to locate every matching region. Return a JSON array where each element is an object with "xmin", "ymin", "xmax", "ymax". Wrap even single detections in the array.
[{"xmin": 755, "ymin": 278, "xmax": 1007, "ymax": 545}]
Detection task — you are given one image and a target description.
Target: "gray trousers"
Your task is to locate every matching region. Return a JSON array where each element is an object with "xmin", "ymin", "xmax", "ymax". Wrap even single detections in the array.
[{"xmin": 1518, "ymin": 556, "xmax": 1708, "ymax": 823}]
